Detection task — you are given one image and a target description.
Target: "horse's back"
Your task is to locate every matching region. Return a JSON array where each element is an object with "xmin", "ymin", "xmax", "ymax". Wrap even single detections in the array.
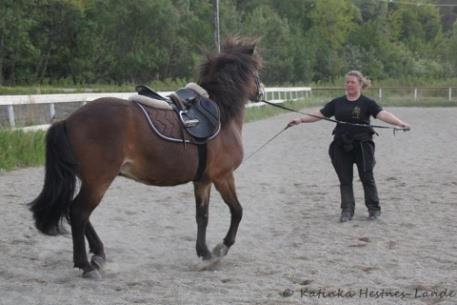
[{"xmin": 64, "ymin": 97, "xmax": 199, "ymax": 186}]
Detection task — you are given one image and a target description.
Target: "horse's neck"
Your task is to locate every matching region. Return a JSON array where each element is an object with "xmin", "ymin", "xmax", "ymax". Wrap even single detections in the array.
[
  {"xmin": 221, "ymin": 111, "xmax": 244, "ymax": 139},
  {"xmin": 233, "ymin": 111, "xmax": 245, "ymax": 131}
]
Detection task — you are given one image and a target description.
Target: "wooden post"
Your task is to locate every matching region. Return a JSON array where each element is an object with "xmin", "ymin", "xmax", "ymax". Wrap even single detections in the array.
[
  {"xmin": 449, "ymin": 88, "xmax": 452, "ymax": 101},
  {"xmin": 378, "ymin": 88, "xmax": 383, "ymax": 101},
  {"xmin": 414, "ymin": 88, "xmax": 418, "ymax": 101}
]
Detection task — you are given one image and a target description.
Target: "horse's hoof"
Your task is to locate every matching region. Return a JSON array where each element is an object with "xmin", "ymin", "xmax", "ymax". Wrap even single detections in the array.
[
  {"xmin": 198, "ymin": 257, "xmax": 222, "ymax": 271},
  {"xmin": 197, "ymin": 248, "xmax": 213, "ymax": 260},
  {"xmin": 91, "ymin": 255, "xmax": 105, "ymax": 270},
  {"xmin": 201, "ymin": 253, "xmax": 213, "ymax": 261},
  {"xmin": 82, "ymin": 269, "xmax": 102, "ymax": 280},
  {"xmin": 212, "ymin": 242, "xmax": 229, "ymax": 258}
]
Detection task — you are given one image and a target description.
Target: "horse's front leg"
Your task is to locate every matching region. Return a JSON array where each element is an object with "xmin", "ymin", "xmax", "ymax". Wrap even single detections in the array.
[
  {"xmin": 193, "ymin": 181, "xmax": 212, "ymax": 260},
  {"xmin": 213, "ymin": 172, "xmax": 243, "ymax": 258}
]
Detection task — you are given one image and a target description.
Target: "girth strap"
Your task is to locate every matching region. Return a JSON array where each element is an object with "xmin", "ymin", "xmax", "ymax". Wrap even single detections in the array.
[{"xmin": 194, "ymin": 144, "xmax": 207, "ymax": 181}]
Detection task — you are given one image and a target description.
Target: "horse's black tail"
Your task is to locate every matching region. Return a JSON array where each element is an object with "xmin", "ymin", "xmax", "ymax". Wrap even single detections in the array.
[{"xmin": 29, "ymin": 121, "xmax": 78, "ymax": 235}]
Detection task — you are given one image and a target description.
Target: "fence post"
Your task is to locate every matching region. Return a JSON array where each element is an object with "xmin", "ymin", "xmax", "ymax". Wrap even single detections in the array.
[
  {"xmin": 449, "ymin": 88, "xmax": 452, "ymax": 101},
  {"xmin": 414, "ymin": 88, "xmax": 418, "ymax": 101},
  {"xmin": 378, "ymin": 88, "xmax": 383, "ymax": 101},
  {"xmin": 49, "ymin": 103, "xmax": 56, "ymax": 120},
  {"xmin": 7, "ymin": 105, "xmax": 16, "ymax": 128}
]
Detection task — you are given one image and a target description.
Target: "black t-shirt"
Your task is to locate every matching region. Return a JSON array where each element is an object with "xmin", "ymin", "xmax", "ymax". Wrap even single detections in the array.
[{"xmin": 320, "ymin": 95, "xmax": 383, "ymax": 137}]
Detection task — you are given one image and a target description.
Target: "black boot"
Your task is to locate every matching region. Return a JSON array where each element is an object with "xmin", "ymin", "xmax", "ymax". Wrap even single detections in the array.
[
  {"xmin": 368, "ymin": 210, "xmax": 381, "ymax": 220},
  {"xmin": 340, "ymin": 209, "xmax": 354, "ymax": 223}
]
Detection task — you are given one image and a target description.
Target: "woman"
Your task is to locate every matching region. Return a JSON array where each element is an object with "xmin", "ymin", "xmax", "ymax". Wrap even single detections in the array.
[{"xmin": 287, "ymin": 71, "xmax": 410, "ymax": 222}]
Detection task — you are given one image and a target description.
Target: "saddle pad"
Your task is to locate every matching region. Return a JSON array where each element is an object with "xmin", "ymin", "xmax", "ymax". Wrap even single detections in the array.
[
  {"xmin": 129, "ymin": 95, "xmax": 172, "ymax": 110},
  {"xmin": 185, "ymin": 82, "xmax": 209, "ymax": 98},
  {"xmin": 136, "ymin": 104, "xmax": 194, "ymax": 143}
]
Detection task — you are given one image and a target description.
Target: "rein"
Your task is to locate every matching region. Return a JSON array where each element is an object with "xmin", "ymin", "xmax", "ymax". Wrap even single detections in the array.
[
  {"xmin": 244, "ymin": 126, "xmax": 289, "ymax": 161},
  {"xmin": 259, "ymin": 99, "xmax": 409, "ymax": 134}
]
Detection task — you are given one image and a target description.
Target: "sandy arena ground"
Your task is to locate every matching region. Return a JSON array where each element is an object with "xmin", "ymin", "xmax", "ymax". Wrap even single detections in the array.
[{"xmin": 0, "ymin": 107, "xmax": 456, "ymax": 305}]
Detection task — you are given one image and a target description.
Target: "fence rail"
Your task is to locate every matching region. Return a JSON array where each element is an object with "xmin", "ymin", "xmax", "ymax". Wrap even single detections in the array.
[
  {"xmin": 310, "ymin": 87, "xmax": 456, "ymax": 102},
  {"xmin": 0, "ymin": 87, "xmax": 312, "ymax": 130},
  {"xmin": 1, "ymin": 86, "xmax": 455, "ymax": 130}
]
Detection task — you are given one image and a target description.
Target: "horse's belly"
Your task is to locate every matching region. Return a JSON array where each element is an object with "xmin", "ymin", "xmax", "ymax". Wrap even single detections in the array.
[{"xmin": 119, "ymin": 156, "xmax": 198, "ymax": 186}]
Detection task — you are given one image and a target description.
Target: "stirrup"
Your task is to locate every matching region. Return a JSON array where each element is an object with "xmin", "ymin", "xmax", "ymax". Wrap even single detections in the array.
[{"xmin": 179, "ymin": 110, "xmax": 199, "ymax": 127}]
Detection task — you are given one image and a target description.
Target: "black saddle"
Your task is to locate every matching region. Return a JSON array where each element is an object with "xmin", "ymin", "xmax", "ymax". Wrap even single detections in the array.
[{"xmin": 135, "ymin": 85, "xmax": 220, "ymax": 141}]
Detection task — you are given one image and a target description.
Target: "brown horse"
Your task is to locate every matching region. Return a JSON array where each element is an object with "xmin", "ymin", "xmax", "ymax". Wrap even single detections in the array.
[{"xmin": 29, "ymin": 38, "xmax": 262, "ymax": 280}]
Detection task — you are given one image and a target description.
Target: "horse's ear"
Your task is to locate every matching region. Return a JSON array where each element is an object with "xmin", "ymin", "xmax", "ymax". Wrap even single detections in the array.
[
  {"xmin": 246, "ymin": 38, "xmax": 260, "ymax": 55},
  {"xmin": 246, "ymin": 43, "xmax": 256, "ymax": 55}
]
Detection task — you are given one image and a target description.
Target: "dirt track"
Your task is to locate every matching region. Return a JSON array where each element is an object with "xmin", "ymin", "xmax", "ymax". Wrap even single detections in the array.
[{"xmin": 0, "ymin": 107, "xmax": 456, "ymax": 305}]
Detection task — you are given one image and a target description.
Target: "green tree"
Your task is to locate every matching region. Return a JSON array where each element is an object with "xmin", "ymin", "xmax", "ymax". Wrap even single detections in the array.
[
  {"xmin": 0, "ymin": 0, "xmax": 37, "ymax": 85},
  {"xmin": 1, "ymin": 0, "xmax": 457, "ymax": 86},
  {"xmin": 445, "ymin": 21, "xmax": 457, "ymax": 75},
  {"xmin": 29, "ymin": 0, "xmax": 85, "ymax": 84},
  {"xmin": 388, "ymin": 1, "xmax": 444, "ymax": 56},
  {"xmin": 242, "ymin": 5, "xmax": 293, "ymax": 84},
  {"xmin": 307, "ymin": 0, "xmax": 358, "ymax": 81}
]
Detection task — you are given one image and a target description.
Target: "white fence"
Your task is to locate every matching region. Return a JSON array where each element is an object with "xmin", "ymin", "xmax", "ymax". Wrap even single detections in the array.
[
  {"xmin": 3, "ymin": 86, "xmax": 454, "ymax": 131},
  {"xmin": 0, "ymin": 87, "xmax": 312, "ymax": 130}
]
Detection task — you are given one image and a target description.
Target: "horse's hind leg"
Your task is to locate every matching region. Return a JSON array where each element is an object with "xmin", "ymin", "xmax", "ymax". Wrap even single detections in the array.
[
  {"xmin": 213, "ymin": 173, "xmax": 243, "ymax": 258},
  {"xmin": 71, "ymin": 182, "xmax": 110, "ymax": 279},
  {"xmin": 85, "ymin": 222, "xmax": 105, "ymax": 270},
  {"xmin": 193, "ymin": 181, "xmax": 212, "ymax": 260}
]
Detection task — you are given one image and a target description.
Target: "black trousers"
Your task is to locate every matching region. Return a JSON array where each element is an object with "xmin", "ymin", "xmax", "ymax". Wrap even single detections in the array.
[{"xmin": 329, "ymin": 139, "xmax": 380, "ymax": 213}]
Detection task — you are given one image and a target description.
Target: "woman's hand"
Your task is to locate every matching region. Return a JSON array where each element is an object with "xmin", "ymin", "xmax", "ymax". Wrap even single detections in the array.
[
  {"xmin": 287, "ymin": 118, "xmax": 302, "ymax": 128},
  {"xmin": 397, "ymin": 121, "xmax": 411, "ymax": 131},
  {"xmin": 377, "ymin": 111, "xmax": 411, "ymax": 131}
]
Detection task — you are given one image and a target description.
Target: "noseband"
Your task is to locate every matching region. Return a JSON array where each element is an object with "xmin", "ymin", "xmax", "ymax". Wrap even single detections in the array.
[{"xmin": 254, "ymin": 73, "xmax": 265, "ymax": 103}]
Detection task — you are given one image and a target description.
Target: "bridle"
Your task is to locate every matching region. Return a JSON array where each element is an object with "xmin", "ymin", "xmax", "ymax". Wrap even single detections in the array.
[{"xmin": 253, "ymin": 73, "xmax": 264, "ymax": 103}]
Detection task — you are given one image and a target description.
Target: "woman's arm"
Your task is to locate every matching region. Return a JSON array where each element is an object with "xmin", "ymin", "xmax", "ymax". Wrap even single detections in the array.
[
  {"xmin": 287, "ymin": 110, "xmax": 324, "ymax": 128},
  {"xmin": 376, "ymin": 110, "xmax": 410, "ymax": 129}
]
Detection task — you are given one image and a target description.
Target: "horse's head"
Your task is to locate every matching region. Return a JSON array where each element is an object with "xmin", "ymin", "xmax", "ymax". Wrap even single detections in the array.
[{"xmin": 199, "ymin": 37, "xmax": 263, "ymax": 125}]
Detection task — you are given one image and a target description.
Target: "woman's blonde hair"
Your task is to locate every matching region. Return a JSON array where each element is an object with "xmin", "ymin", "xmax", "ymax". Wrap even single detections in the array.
[{"xmin": 345, "ymin": 70, "xmax": 371, "ymax": 90}]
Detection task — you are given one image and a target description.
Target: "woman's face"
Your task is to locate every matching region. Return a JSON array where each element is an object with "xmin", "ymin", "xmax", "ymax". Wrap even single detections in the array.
[{"xmin": 345, "ymin": 75, "xmax": 362, "ymax": 97}]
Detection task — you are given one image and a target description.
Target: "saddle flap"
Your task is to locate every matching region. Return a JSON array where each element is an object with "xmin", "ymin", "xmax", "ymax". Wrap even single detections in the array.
[
  {"xmin": 174, "ymin": 88, "xmax": 199, "ymax": 108},
  {"xmin": 185, "ymin": 98, "xmax": 220, "ymax": 140}
]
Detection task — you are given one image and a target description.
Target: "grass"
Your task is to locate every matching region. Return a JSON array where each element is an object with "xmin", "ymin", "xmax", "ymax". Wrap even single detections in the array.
[
  {"xmin": 0, "ymin": 96, "xmax": 455, "ymax": 172},
  {"xmin": 0, "ymin": 129, "xmax": 46, "ymax": 171}
]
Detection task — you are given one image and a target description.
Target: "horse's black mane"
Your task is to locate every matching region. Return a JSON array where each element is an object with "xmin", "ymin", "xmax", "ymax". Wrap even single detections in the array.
[{"xmin": 199, "ymin": 38, "xmax": 262, "ymax": 126}]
